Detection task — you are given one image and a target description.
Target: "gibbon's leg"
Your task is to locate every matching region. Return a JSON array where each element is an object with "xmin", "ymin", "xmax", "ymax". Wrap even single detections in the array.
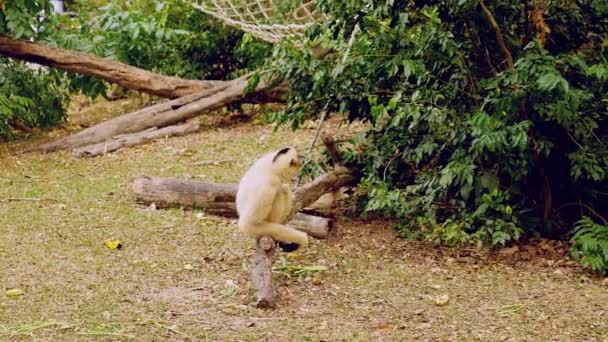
[
  {"xmin": 248, "ymin": 222, "xmax": 309, "ymax": 250},
  {"xmin": 266, "ymin": 186, "xmax": 302, "ymax": 252}
]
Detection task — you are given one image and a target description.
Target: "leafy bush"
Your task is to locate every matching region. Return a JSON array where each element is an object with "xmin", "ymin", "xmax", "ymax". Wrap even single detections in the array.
[
  {"xmin": 570, "ymin": 217, "xmax": 608, "ymax": 274},
  {"xmin": 267, "ymin": 1, "xmax": 608, "ymax": 247},
  {"xmin": 0, "ymin": 59, "xmax": 68, "ymax": 139},
  {"xmin": 0, "ymin": 0, "xmax": 57, "ymax": 39}
]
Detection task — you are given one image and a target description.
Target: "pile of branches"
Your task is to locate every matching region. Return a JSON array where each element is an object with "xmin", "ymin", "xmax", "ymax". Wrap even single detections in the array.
[{"xmin": 0, "ymin": 36, "xmax": 285, "ymax": 157}]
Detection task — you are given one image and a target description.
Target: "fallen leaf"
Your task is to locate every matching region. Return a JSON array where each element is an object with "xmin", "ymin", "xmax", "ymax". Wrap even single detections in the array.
[
  {"xmin": 434, "ymin": 294, "xmax": 450, "ymax": 306},
  {"xmin": 104, "ymin": 239, "xmax": 123, "ymax": 250},
  {"xmin": 183, "ymin": 264, "xmax": 194, "ymax": 270},
  {"xmin": 5, "ymin": 288, "xmax": 24, "ymax": 297}
]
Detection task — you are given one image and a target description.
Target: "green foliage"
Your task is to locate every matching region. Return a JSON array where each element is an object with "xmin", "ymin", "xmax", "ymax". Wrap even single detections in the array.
[
  {"xmin": 267, "ymin": 0, "xmax": 608, "ymax": 248},
  {"xmin": 45, "ymin": 0, "xmax": 271, "ymax": 81},
  {"xmin": 0, "ymin": 0, "xmax": 56, "ymax": 39},
  {"xmin": 0, "ymin": 59, "xmax": 68, "ymax": 139},
  {"xmin": 570, "ymin": 217, "xmax": 608, "ymax": 274},
  {"xmin": 0, "ymin": 0, "xmax": 272, "ymax": 137}
]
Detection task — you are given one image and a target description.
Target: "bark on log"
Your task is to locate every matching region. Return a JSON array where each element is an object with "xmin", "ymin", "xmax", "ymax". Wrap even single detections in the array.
[
  {"xmin": 0, "ymin": 35, "xmax": 223, "ymax": 99},
  {"xmin": 252, "ymin": 236, "xmax": 276, "ymax": 308},
  {"xmin": 32, "ymin": 75, "xmax": 262, "ymax": 153},
  {"xmin": 73, "ymin": 121, "xmax": 201, "ymax": 157},
  {"xmin": 292, "ymin": 166, "xmax": 355, "ymax": 218},
  {"xmin": 131, "ymin": 175, "xmax": 333, "ymax": 239},
  {"xmin": 0, "ymin": 36, "xmax": 286, "ymax": 103}
]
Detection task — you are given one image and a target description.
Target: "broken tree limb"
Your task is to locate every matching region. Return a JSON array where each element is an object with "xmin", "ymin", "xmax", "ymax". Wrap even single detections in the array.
[
  {"xmin": 0, "ymin": 35, "xmax": 223, "ymax": 99},
  {"xmin": 131, "ymin": 176, "xmax": 333, "ymax": 239},
  {"xmin": 322, "ymin": 135, "xmax": 343, "ymax": 166},
  {"xmin": 72, "ymin": 120, "xmax": 201, "ymax": 158},
  {"xmin": 0, "ymin": 35, "xmax": 286, "ymax": 103},
  {"xmin": 32, "ymin": 75, "xmax": 266, "ymax": 153},
  {"xmin": 292, "ymin": 166, "xmax": 355, "ymax": 219},
  {"xmin": 252, "ymin": 236, "xmax": 276, "ymax": 308}
]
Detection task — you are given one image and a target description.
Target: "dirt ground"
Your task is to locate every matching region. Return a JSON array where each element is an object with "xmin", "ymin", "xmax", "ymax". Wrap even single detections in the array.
[{"xmin": 1, "ymin": 97, "xmax": 607, "ymax": 341}]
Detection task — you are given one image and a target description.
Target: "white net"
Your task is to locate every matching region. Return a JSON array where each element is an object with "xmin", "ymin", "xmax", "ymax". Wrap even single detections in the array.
[{"xmin": 192, "ymin": 0, "xmax": 321, "ymax": 43}]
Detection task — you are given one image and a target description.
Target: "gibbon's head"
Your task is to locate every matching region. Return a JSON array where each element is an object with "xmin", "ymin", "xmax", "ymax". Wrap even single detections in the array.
[{"xmin": 271, "ymin": 146, "xmax": 304, "ymax": 181}]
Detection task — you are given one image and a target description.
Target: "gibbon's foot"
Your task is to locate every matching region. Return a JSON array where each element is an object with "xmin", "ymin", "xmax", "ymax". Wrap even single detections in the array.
[{"xmin": 277, "ymin": 242, "xmax": 300, "ymax": 253}]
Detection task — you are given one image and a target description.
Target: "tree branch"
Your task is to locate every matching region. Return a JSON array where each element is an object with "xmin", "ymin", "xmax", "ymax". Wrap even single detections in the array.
[
  {"xmin": 479, "ymin": 0, "xmax": 514, "ymax": 69},
  {"xmin": 0, "ymin": 35, "xmax": 224, "ymax": 99}
]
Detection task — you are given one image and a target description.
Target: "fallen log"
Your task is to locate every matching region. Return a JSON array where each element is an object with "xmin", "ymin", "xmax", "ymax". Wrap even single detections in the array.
[
  {"xmin": 132, "ymin": 176, "xmax": 333, "ymax": 239},
  {"xmin": 32, "ymin": 75, "xmax": 265, "ymax": 153},
  {"xmin": 132, "ymin": 167, "xmax": 355, "ymax": 216},
  {"xmin": 0, "ymin": 35, "xmax": 223, "ymax": 99},
  {"xmin": 73, "ymin": 121, "xmax": 201, "ymax": 157}
]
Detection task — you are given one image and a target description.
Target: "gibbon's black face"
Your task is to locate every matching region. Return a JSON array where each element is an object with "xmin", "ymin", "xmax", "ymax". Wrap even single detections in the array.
[{"xmin": 273, "ymin": 147, "xmax": 304, "ymax": 178}]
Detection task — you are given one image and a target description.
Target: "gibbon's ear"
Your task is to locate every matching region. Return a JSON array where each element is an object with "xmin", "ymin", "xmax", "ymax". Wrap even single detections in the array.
[{"xmin": 272, "ymin": 147, "xmax": 292, "ymax": 163}]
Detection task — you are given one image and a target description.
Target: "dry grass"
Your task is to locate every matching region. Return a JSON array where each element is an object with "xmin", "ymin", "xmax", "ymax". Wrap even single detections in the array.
[{"xmin": 1, "ymin": 98, "xmax": 607, "ymax": 341}]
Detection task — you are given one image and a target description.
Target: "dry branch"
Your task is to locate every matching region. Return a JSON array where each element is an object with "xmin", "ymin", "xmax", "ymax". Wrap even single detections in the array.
[
  {"xmin": 479, "ymin": 0, "xmax": 514, "ymax": 69},
  {"xmin": 292, "ymin": 166, "xmax": 355, "ymax": 218},
  {"xmin": 322, "ymin": 135, "xmax": 343, "ymax": 166},
  {"xmin": 132, "ymin": 166, "xmax": 355, "ymax": 220},
  {"xmin": 0, "ymin": 35, "xmax": 223, "ymax": 99},
  {"xmin": 73, "ymin": 121, "xmax": 201, "ymax": 157},
  {"xmin": 0, "ymin": 36, "xmax": 286, "ymax": 103},
  {"xmin": 131, "ymin": 176, "xmax": 336, "ymax": 239},
  {"xmin": 0, "ymin": 36, "xmax": 288, "ymax": 154},
  {"xmin": 32, "ymin": 75, "xmax": 265, "ymax": 153}
]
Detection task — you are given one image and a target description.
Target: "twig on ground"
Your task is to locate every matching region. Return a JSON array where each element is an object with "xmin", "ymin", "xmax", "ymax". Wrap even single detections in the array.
[{"xmin": 1, "ymin": 197, "xmax": 60, "ymax": 203}]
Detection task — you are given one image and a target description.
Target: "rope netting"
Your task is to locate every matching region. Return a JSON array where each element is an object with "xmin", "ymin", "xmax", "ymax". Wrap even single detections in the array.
[{"xmin": 192, "ymin": 0, "xmax": 322, "ymax": 43}]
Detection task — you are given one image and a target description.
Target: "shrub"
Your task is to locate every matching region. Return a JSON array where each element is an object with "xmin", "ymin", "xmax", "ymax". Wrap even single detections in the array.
[
  {"xmin": 570, "ymin": 217, "xmax": 608, "ymax": 274},
  {"xmin": 0, "ymin": 59, "xmax": 68, "ymax": 139},
  {"xmin": 266, "ymin": 0, "xmax": 608, "ymax": 247}
]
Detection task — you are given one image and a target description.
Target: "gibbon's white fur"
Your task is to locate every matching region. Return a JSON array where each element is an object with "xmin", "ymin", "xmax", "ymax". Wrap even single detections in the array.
[{"xmin": 236, "ymin": 147, "xmax": 309, "ymax": 250}]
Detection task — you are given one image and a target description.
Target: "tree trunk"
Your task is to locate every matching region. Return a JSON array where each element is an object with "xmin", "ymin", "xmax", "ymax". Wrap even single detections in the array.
[
  {"xmin": 0, "ymin": 35, "xmax": 224, "ymax": 99},
  {"xmin": 31, "ymin": 75, "xmax": 262, "ymax": 153},
  {"xmin": 73, "ymin": 120, "xmax": 201, "ymax": 157},
  {"xmin": 131, "ymin": 175, "xmax": 335, "ymax": 239},
  {"xmin": 252, "ymin": 236, "xmax": 276, "ymax": 308}
]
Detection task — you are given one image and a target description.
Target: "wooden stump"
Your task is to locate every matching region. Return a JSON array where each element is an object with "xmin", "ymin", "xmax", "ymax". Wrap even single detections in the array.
[{"xmin": 251, "ymin": 236, "xmax": 276, "ymax": 308}]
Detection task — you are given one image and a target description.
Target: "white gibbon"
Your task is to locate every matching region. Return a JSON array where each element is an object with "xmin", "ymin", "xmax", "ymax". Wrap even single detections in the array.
[{"xmin": 236, "ymin": 147, "xmax": 309, "ymax": 252}]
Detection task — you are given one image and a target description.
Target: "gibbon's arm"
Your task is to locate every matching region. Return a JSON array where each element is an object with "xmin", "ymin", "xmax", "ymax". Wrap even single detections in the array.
[
  {"xmin": 237, "ymin": 185, "xmax": 277, "ymax": 225},
  {"xmin": 238, "ymin": 185, "xmax": 308, "ymax": 248}
]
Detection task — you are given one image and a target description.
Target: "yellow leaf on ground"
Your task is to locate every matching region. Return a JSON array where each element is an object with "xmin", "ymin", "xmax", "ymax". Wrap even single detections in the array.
[
  {"xmin": 5, "ymin": 288, "xmax": 24, "ymax": 297},
  {"xmin": 104, "ymin": 239, "xmax": 123, "ymax": 250}
]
